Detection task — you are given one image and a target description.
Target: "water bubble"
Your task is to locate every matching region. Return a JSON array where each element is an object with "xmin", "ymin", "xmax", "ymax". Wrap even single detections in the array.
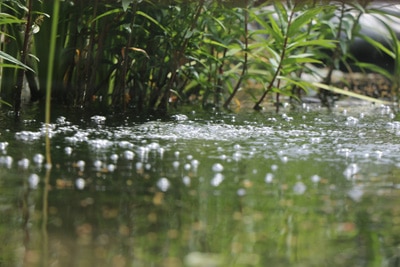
[
  {"xmin": 348, "ymin": 185, "xmax": 363, "ymax": 202},
  {"xmin": 76, "ymin": 178, "xmax": 85, "ymax": 190},
  {"xmin": 280, "ymin": 156, "xmax": 288, "ymax": 163},
  {"xmin": 0, "ymin": 155, "xmax": 13, "ymax": 168},
  {"xmin": 148, "ymin": 142, "xmax": 160, "ymax": 150},
  {"xmin": 28, "ymin": 174, "xmax": 40, "ymax": 189},
  {"xmin": 88, "ymin": 139, "xmax": 113, "ymax": 150},
  {"xmin": 191, "ymin": 159, "xmax": 200, "ymax": 169},
  {"xmin": 233, "ymin": 144, "xmax": 241, "ymax": 150},
  {"xmin": 65, "ymin": 146, "xmax": 73, "ymax": 155},
  {"xmin": 184, "ymin": 163, "xmax": 191, "ymax": 171},
  {"xmin": 265, "ymin": 173, "xmax": 274, "ymax": 183},
  {"xmin": 157, "ymin": 177, "xmax": 170, "ymax": 192},
  {"xmin": 237, "ymin": 188, "xmax": 246, "ymax": 196},
  {"xmin": 293, "ymin": 181, "xmax": 306, "ymax": 195},
  {"xmin": 171, "ymin": 114, "xmax": 188, "ymax": 121},
  {"xmin": 18, "ymin": 158, "xmax": 30, "ymax": 169},
  {"xmin": 15, "ymin": 131, "xmax": 42, "ymax": 142},
  {"xmin": 172, "ymin": 161, "xmax": 180, "ymax": 169},
  {"xmin": 346, "ymin": 116, "xmax": 359, "ymax": 126},
  {"xmin": 311, "ymin": 175, "xmax": 320, "ymax": 183},
  {"xmin": 123, "ymin": 150, "xmax": 135, "ymax": 160},
  {"xmin": 110, "ymin": 153, "xmax": 119, "ymax": 162},
  {"xmin": 271, "ymin": 164, "xmax": 278, "ymax": 171},
  {"xmin": 76, "ymin": 160, "xmax": 85, "ymax": 171},
  {"xmin": 343, "ymin": 163, "xmax": 360, "ymax": 180},
  {"xmin": 56, "ymin": 116, "xmax": 67, "ymax": 124},
  {"xmin": 93, "ymin": 160, "xmax": 102, "ymax": 170},
  {"xmin": 232, "ymin": 151, "xmax": 242, "ymax": 161},
  {"xmin": 135, "ymin": 162, "xmax": 143, "ymax": 171},
  {"xmin": 118, "ymin": 141, "xmax": 134, "ymax": 149},
  {"xmin": 0, "ymin": 142, "xmax": 8, "ymax": 151},
  {"xmin": 174, "ymin": 151, "xmax": 180, "ymax": 159},
  {"xmin": 212, "ymin": 163, "xmax": 224, "ymax": 172},
  {"xmin": 107, "ymin": 164, "xmax": 116, "ymax": 172},
  {"xmin": 90, "ymin": 115, "xmax": 106, "ymax": 124},
  {"xmin": 182, "ymin": 176, "xmax": 191, "ymax": 186},
  {"xmin": 211, "ymin": 173, "xmax": 224, "ymax": 187},
  {"xmin": 33, "ymin": 153, "xmax": 44, "ymax": 165}
]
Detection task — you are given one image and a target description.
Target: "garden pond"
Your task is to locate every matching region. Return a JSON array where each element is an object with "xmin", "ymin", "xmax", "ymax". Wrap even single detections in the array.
[{"xmin": 1, "ymin": 102, "xmax": 400, "ymax": 267}]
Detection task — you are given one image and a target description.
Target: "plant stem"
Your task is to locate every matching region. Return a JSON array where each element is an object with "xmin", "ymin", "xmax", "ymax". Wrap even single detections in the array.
[
  {"xmin": 14, "ymin": 0, "xmax": 33, "ymax": 118},
  {"xmin": 223, "ymin": 4, "xmax": 249, "ymax": 109},
  {"xmin": 45, "ymin": 0, "xmax": 60, "ymax": 166},
  {"xmin": 254, "ymin": 4, "xmax": 296, "ymax": 111}
]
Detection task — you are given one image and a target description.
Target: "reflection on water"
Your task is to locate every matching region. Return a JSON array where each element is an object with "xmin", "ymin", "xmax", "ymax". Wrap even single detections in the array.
[{"xmin": 1, "ymin": 103, "xmax": 400, "ymax": 266}]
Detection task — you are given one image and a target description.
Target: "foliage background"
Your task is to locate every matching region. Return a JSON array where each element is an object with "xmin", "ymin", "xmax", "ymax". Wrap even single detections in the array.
[{"xmin": 0, "ymin": 0, "xmax": 399, "ymax": 114}]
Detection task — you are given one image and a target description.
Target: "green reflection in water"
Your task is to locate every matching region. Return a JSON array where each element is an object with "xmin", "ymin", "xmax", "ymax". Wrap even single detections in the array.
[{"xmin": 1, "ymin": 106, "xmax": 400, "ymax": 266}]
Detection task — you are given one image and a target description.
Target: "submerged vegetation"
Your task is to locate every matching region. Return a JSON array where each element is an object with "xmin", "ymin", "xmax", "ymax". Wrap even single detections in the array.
[{"xmin": 0, "ymin": 0, "xmax": 399, "ymax": 115}]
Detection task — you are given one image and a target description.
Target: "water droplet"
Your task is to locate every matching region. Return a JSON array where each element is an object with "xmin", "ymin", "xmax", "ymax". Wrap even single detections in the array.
[
  {"xmin": 110, "ymin": 153, "xmax": 119, "ymax": 162},
  {"xmin": 33, "ymin": 153, "xmax": 44, "ymax": 165},
  {"xmin": 123, "ymin": 150, "xmax": 135, "ymax": 160},
  {"xmin": 107, "ymin": 164, "xmax": 116, "ymax": 172},
  {"xmin": 348, "ymin": 185, "xmax": 363, "ymax": 202},
  {"xmin": 211, "ymin": 173, "xmax": 224, "ymax": 187},
  {"xmin": 237, "ymin": 188, "xmax": 246, "ymax": 196},
  {"xmin": 90, "ymin": 115, "xmax": 106, "ymax": 124},
  {"xmin": 18, "ymin": 158, "xmax": 30, "ymax": 169},
  {"xmin": 135, "ymin": 162, "xmax": 143, "ymax": 171},
  {"xmin": 76, "ymin": 178, "xmax": 85, "ymax": 190},
  {"xmin": 191, "ymin": 159, "xmax": 200, "ymax": 169},
  {"xmin": 65, "ymin": 146, "xmax": 73, "ymax": 155},
  {"xmin": 311, "ymin": 175, "xmax": 320, "ymax": 183},
  {"xmin": 212, "ymin": 163, "xmax": 224, "ymax": 172},
  {"xmin": 117, "ymin": 141, "xmax": 133, "ymax": 149},
  {"xmin": 265, "ymin": 173, "xmax": 274, "ymax": 183},
  {"xmin": 76, "ymin": 160, "xmax": 85, "ymax": 171},
  {"xmin": 293, "ymin": 182, "xmax": 306, "ymax": 195},
  {"xmin": 346, "ymin": 116, "xmax": 359, "ymax": 126},
  {"xmin": 184, "ymin": 163, "xmax": 191, "ymax": 171},
  {"xmin": 93, "ymin": 160, "xmax": 102, "ymax": 170},
  {"xmin": 0, "ymin": 155, "xmax": 13, "ymax": 168},
  {"xmin": 271, "ymin": 164, "xmax": 278, "ymax": 171},
  {"xmin": 232, "ymin": 151, "xmax": 241, "ymax": 161},
  {"xmin": 157, "ymin": 177, "xmax": 170, "ymax": 192},
  {"xmin": 28, "ymin": 173, "xmax": 40, "ymax": 189},
  {"xmin": 0, "ymin": 142, "xmax": 8, "ymax": 151},
  {"xmin": 182, "ymin": 176, "xmax": 191, "ymax": 186},
  {"xmin": 343, "ymin": 163, "xmax": 360, "ymax": 180},
  {"xmin": 172, "ymin": 161, "xmax": 180, "ymax": 169}
]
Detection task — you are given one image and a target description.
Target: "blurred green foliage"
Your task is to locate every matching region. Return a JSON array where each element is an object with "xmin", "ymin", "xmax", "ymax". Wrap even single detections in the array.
[{"xmin": 0, "ymin": 0, "xmax": 398, "ymax": 114}]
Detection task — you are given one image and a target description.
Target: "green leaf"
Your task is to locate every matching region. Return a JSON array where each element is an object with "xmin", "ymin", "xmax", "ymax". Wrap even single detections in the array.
[
  {"xmin": 89, "ymin": 8, "xmax": 121, "ymax": 24},
  {"xmin": 0, "ymin": 12, "xmax": 25, "ymax": 25},
  {"xmin": 354, "ymin": 62, "xmax": 392, "ymax": 80},
  {"xmin": 359, "ymin": 34, "xmax": 394, "ymax": 59},
  {"xmin": 122, "ymin": 0, "xmax": 131, "ymax": 12},
  {"xmin": 136, "ymin": 10, "xmax": 168, "ymax": 33},
  {"xmin": 313, "ymin": 82, "xmax": 392, "ymax": 105},
  {"xmin": 288, "ymin": 8, "xmax": 322, "ymax": 36},
  {"xmin": 287, "ymin": 39, "xmax": 336, "ymax": 50},
  {"xmin": 0, "ymin": 51, "xmax": 34, "ymax": 72}
]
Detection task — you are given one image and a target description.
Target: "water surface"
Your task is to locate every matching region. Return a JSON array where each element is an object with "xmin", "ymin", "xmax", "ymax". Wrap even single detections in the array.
[{"xmin": 1, "ymin": 103, "xmax": 400, "ymax": 267}]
